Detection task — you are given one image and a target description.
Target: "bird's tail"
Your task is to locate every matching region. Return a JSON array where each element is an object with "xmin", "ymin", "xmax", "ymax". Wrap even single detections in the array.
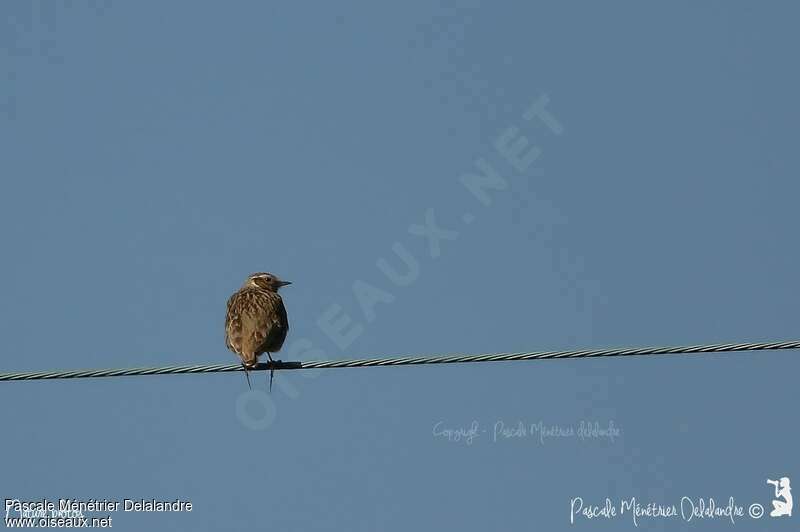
[{"xmin": 241, "ymin": 351, "xmax": 258, "ymax": 368}]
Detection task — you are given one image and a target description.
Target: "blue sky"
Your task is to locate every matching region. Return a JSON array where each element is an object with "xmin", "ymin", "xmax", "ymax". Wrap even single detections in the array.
[{"xmin": 2, "ymin": 2, "xmax": 799, "ymax": 531}]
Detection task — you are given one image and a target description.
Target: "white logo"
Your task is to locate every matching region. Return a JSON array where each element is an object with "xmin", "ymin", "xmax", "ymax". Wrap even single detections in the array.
[{"xmin": 767, "ymin": 477, "xmax": 792, "ymax": 517}]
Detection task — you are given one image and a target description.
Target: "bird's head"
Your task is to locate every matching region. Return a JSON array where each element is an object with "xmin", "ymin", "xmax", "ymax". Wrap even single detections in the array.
[{"xmin": 244, "ymin": 272, "xmax": 292, "ymax": 292}]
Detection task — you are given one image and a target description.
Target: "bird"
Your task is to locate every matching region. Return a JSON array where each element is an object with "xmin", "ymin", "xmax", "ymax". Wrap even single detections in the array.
[{"xmin": 225, "ymin": 272, "xmax": 291, "ymax": 390}]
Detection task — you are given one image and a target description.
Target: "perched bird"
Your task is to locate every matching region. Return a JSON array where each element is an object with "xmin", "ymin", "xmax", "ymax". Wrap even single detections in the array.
[{"xmin": 225, "ymin": 272, "xmax": 291, "ymax": 389}]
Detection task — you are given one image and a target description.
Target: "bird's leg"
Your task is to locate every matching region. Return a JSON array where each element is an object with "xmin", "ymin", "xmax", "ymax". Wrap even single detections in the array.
[
  {"xmin": 266, "ymin": 352, "xmax": 274, "ymax": 392},
  {"xmin": 241, "ymin": 362, "xmax": 252, "ymax": 390}
]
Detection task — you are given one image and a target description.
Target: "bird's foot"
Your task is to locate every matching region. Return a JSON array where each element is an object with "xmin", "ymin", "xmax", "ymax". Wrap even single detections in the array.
[
  {"xmin": 264, "ymin": 353, "xmax": 277, "ymax": 392},
  {"xmin": 241, "ymin": 362, "xmax": 252, "ymax": 390}
]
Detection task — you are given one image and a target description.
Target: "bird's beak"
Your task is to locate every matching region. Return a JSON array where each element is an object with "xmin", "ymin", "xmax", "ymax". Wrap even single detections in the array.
[{"xmin": 278, "ymin": 280, "xmax": 292, "ymax": 287}]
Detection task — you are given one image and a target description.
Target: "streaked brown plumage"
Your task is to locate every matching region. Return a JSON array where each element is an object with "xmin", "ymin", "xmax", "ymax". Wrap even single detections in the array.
[{"xmin": 225, "ymin": 273, "xmax": 291, "ymax": 383}]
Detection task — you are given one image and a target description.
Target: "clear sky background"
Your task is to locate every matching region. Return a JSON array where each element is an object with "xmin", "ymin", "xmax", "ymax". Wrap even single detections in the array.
[{"xmin": 2, "ymin": 2, "xmax": 799, "ymax": 531}]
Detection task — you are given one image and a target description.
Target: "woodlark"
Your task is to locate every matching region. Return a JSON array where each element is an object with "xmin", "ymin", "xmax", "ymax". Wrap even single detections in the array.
[{"xmin": 225, "ymin": 272, "xmax": 291, "ymax": 389}]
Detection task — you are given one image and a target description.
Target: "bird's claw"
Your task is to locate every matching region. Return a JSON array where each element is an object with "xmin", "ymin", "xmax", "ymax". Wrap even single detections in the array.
[{"xmin": 241, "ymin": 363, "xmax": 252, "ymax": 390}]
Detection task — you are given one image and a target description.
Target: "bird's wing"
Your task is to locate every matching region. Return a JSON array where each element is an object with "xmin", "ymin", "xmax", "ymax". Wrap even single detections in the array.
[
  {"xmin": 265, "ymin": 296, "xmax": 289, "ymax": 351},
  {"xmin": 245, "ymin": 292, "xmax": 284, "ymax": 350},
  {"xmin": 224, "ymin": 292, "xmax": 245, "ymax": 354}
]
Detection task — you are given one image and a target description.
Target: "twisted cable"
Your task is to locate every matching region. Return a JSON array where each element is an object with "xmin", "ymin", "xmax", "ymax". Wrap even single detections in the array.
[{"xmin": 0, "ymin": 340, "xmax": 797, "ymax": 382}]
